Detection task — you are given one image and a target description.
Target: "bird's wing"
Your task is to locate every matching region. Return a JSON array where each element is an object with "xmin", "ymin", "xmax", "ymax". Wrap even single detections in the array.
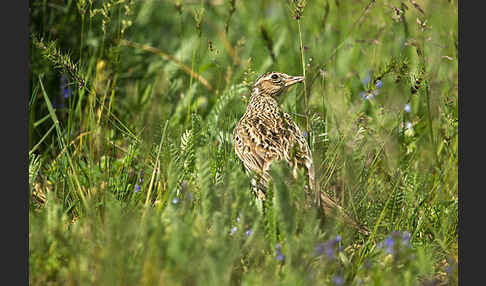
[
  {"xmin": 233, "ymin": 122, "xmax": 279, "ymax": 183},
  {"xmin": 281, "ymin": 114, "xmax": 314, "ymax": 179},
  {"xmin": 233, "ymin": 124, "xmax": 265, "ymax": 173}
]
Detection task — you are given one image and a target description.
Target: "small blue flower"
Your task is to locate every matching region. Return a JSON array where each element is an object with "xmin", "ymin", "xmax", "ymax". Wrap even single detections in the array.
[
  {"xmin": 274, "ymin": 242, "xmax": 285, "ymax": 261},
  {"xmin": 52, "ymin": 102, "xmax": 65, "ymax": 109},
  {"xmin": 230, "ymin": 226, "xmax": 238, "ymax": 235},
  {"xmin": 385, "ymin": 236, "xmax": 394, "ymax": 254},
  {"xmin": 302, "ymin": 131, "xmax": 308, "ymax": 138},
  {"xmin": 405, "ymin": 121, "xmax": 413, "ymax": 130},
  {"xmin": 63, "ymin": 87, "xmax": 73, "ymax": 99},
  {"xmin": 172, "ymin": 197, "xmax": 179, "ymax": 204},
  {"xmin": 60, "ymin": 75, "xmax": 73, "ymax": 99},
  {"xmin": 404, "ymin": 104, "xmax": 411, "ymax": 113},
  {"xmin": 446, "ymin": 265, "xmax": 452, "ymax": 275},
  {"xmin": 335, "ymin": 235, "xmax": 342, "ymax": 251},
  {"xmin": 361, "ymin": 91, "xmax": 378, "ymax": 100},
  {"xmin": 325, "ymin": 245, "xmax": 335, "ymax": 258},
  {"xmin": 317, "ymin": 235, "xmax": 342, "ymax": 259},
  {"xmin": 134, "ymin": 184, "xmax": 141, "ymax": 192},
  {"xmin": 332, "ymin": 275, "xmax": 344, "ymax": 285},
  {"xmin": 315, "ymin": 243, "xmax": 324, "ymax": 256},
  {"xmin": 402, "ymin": 231, "xmax": 411, "ymax": 245},
  {"xmin": 245, "ymin": 229, "xmax": 252, "ymax": 237},
  {"xmin": 362, "ymin": 72, "xmax": 371, "ymax": 86},
  {"xmin": 236, "ymin": 217, "xmax": 240, "ymax": 223},
  {"xmin": 375, "ymin": 80, "xmax": 383, "ymax": 89},
  {"xmin": 275, "ymin": 243, "xmax": 284, "ymax": 256},
  {"xmin": 181, "ymin": 180, "xmax": 188, "ymax": 190}
]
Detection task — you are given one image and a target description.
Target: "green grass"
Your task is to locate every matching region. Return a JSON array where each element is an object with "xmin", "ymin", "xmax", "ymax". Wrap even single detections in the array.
[{"xmin": 29, "ymin": 0, "xmax": 458, "ymax": 285}]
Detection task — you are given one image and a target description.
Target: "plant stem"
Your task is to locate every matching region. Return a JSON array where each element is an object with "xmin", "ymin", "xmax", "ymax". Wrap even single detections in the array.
[{"xmin": 297, "ymin": 20, "xmax": 309, "ymax": 132}]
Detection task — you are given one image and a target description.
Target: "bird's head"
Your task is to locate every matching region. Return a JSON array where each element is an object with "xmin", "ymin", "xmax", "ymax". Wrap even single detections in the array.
[{"xmin": 252, "ymin": 72, "xmax": 304, "ymax": 98}]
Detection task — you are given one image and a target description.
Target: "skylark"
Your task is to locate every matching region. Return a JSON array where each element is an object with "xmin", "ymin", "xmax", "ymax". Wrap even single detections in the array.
[{"xmin": 233, "ymin": 72, "xmax": 368, "ymax": 234}]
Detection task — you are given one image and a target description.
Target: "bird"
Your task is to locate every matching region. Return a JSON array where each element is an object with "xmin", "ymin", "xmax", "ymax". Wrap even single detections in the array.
[{"xmin": 233, "ymin": 71, "xmax": 369, "ymax": 235}]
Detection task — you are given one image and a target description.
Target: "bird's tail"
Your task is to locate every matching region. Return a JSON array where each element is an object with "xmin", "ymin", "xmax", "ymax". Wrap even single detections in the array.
[
  {"xmin": 316, "ymin": 191, "xmax": 370, "ymax": 236},
  {"xmin": 309, "ymin": 165, "xmax": 369, "ymax": 235}
]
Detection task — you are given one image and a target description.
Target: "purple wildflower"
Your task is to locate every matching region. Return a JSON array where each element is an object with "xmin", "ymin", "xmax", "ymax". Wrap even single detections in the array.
[
  {"xmin": 230, "ymin": 227, "xmax": 238, "ymax": 235},
  {"xmin": 245, "ymin": 229, "xmax": 252, "ymax": 237},
  {"xmin": 63, "ymin": 88, "xmax": 72, "ymax": 99},
  {"xmin": 332, "ymin": 275, "xmax": 344, "ymax": 285},
  {"xmin": 402, "ymin": 231, "xmax": 411, "ymax": 245},
  {"xmin": 361, "ymin": 91, "xmax": 377, "ymax": 100},
  {"xmin": 315, "ymin": 243, "xmax": 324, "ymax": 256},
  {"xmin": 172, "ymin": 197, "xmax": 179, "ymax": 204},
  {"xmin": 362, "ymin": 72, "xmax": 371, "ymax": 86},
  {"xmin": 375, "ymin": 80, "xmax": 383, "ymax": 89},
  {"xmin": 404, "ymin": 104, "xmax": 411, "ymax": 113},
  {"xmin": 385, "ymin": 236, "xmax": 394, "ymax": 254},
  {"xmin": 181, "ymin": 180, "xmax": 188, "ymax": 190},
  {"xmin": 134, "ymin": 184, "xmax": 141, "ymax": 192},
  {"xmin": 274, "ymin": 243, "xmax": 285, "ymax": 261},
  {"xmin": 60, "ymin": 75, "xmax": 73, "ymax": 99},
  {"xmin": 325, "ymin": 243, "xmax": 335, "ymax": 258},
  {"xmin": 52, "ymin": 102, "xmax": 65, "ymax": 109},
  {"xmin": 315, "ymin": 235, "xmax": 343, "ymax": 259},
  {"xmin": 446, "ymin": 265, "xmax": 452, "ymax": 275},
  {"xmin": 405, "ymin": 121, "xmax": 413, "ymax": 130}
]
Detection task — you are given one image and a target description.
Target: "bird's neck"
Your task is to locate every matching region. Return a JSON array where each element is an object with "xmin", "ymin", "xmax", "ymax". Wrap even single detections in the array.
[
  {"xmin": 249, "ymin": 86, "xmax": 279, "ymax": 105},
  {"xmin": 246, "ymin": 90, "xmax": 279, "ymax": 116}
]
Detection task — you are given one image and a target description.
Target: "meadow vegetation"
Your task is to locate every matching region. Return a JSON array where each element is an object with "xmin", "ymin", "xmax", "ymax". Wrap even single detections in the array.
[{"xmin": 29, "ymin": 0, "xmax": 458, "ymax": 284}]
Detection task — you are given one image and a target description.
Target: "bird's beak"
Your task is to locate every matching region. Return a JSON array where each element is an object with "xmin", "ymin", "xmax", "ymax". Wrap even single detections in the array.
[{"xmin": 284, "ymin": 75, "xmax": 305, "ymax": 87}]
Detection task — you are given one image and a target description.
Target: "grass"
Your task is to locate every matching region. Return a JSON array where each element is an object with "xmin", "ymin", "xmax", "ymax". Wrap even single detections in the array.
[{"xmin": 29, "ymin": 0, "xmax": 458, "ymax": 285}]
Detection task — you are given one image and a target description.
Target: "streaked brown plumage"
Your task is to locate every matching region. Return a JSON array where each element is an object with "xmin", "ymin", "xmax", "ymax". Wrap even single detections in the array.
[{"xmin": 233, "ymin": 72, "xmax": 369, "ymax": 235}]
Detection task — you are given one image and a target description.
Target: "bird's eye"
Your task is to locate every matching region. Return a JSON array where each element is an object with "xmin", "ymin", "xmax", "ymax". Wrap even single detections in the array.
[{"xmin": 271, "ymin": 74, "xmax": 279, "ymax": 80}]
